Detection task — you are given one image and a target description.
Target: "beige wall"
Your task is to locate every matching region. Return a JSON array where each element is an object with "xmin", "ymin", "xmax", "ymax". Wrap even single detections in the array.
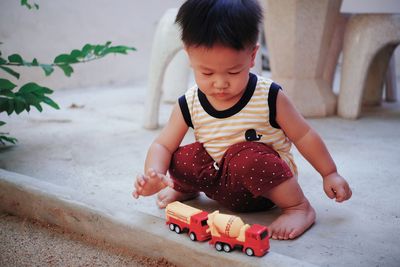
[
  {"xmin": 1, "ymin": 0, "xmax": 399, "ymax": 90},
  {"xmin": 0, "ymin": 0, "xmax": 184, "ymax": 90}
]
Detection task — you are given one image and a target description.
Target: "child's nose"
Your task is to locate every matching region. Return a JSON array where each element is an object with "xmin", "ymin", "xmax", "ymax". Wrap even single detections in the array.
[{"xmin": 213, "ymin": 77, "xmax": 228, "ymax": 89}]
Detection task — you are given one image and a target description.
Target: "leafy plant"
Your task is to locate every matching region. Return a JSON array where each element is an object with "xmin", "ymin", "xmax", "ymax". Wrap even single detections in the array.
[{"xmin": 0, "ymin": 2, "xmax": 136, "ymax": 145}]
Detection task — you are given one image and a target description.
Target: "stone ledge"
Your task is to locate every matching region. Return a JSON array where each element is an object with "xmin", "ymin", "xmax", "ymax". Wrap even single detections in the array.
[{"xmin": 0, "ymin": 169, "xmax": 317, "ymax": 267}]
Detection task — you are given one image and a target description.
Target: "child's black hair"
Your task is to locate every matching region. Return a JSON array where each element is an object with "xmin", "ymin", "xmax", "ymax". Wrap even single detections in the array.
[{"xmin": 175, "ymin": 0, "xmax": 263, "ymax": 50}]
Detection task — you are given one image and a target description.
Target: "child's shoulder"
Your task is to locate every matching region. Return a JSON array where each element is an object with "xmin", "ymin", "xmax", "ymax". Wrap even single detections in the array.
[{"xmin": 254, "ymin": 74, "xmax": 276, "ymax": 91}]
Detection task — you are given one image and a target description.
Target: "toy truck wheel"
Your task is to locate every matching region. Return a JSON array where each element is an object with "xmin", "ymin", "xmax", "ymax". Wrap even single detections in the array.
[
  {"xmin": 245, "ymin": 248, "xmax": 254, "ymax": 256},
  {"xmin": 169, "ymin": 224, "xmax": 175, "ymax": 231},
  {"xmin": 189, "ymin": 232, "xmax": 197, "ymax": 241},
  {"xmin": 215, "ymin": 242, "xmax": 223, "ymax": 251},
  {"xmin": 174, "ymin": 225, "xmax": 181, "ymax": 234},
  {"xmin": 223, "ymin": 244, "xmax": 231, "ymax": 253}
]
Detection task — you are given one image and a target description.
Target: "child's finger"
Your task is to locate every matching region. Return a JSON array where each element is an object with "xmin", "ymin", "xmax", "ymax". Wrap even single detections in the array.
[
  {"xmin": 146, "ymin": 168, "xmax": 156, "ymax": 177},
  {"xmin": 341, "ymin": 186, "xmax": 352, "ymax": 201},
  {"xmin": 133, "ymin": 174, "xmax": 147, "ymax": 197},
  {"xmin": 134, "ymin": 174, "xmax": 142, "ymax": 187},
  {"xmin": 324, "ymin": 186, "xmax": 336, "ymax": 199},
  {"xmin": 132, "ymin": 185, "xmax": 141, "ymax": 199},
  {"xmin": 346, "ymin": 187, "xmax": 353, "ymax": 200},
  {"xmin": 137, "ymin": 174, "xmax": 148, "ymax": 186},
  {"xmin": 145, "ymin": 168, "xmax": 172, "ymax": 186},
  {"xmin": 335, "ymin": 187, "xmax": 347, "ymax": 202}
]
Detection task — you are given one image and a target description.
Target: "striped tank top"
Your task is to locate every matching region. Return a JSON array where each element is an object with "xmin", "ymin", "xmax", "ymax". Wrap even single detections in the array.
[{"xmin": 178, "ymin": 73, "xmax": 297, "ymax": 175}]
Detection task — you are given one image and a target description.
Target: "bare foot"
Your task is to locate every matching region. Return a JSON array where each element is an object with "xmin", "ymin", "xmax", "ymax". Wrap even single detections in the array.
[
  {"xmin": 156, "ymin": 187, "xmax": 199, "ymax": 208},
  {"xmin": 269, "ymin": 199, "xmax": 316, "ymax": 240}
]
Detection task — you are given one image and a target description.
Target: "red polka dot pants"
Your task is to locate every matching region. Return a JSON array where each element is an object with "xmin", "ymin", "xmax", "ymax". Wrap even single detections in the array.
[{"xmin": 169, "ymin": 141, "xmax": 293, "ymax": 212}]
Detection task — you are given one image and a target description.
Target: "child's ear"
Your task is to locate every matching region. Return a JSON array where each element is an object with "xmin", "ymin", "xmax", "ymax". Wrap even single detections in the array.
[{"xmin": 250, "ymin": 44, "xmax": 260, "ymax": 68}]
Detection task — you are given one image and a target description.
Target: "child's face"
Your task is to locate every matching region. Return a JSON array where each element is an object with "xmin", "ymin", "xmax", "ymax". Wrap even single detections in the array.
[{"xmin": 185, "ymin": 44, "xmax": 258, "ymax": 105}]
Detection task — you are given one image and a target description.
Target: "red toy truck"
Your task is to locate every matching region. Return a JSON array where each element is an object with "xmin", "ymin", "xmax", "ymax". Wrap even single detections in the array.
[
  {"xmin": 165, "ymin": 201, "xmax": 270, "ymax": 257},
  {"xmin": 165, "ymin": 201, "xmax": 211, "ymax": 241},
  {"xmin": 206, "ymin": 211, "xmax": 270, "ymax": 257}
]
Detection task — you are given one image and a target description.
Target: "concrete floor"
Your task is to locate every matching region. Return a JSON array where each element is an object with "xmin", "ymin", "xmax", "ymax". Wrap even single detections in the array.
[{"xmin": 0, "ymin": 81, "xmax": 400, "ymax": 266}]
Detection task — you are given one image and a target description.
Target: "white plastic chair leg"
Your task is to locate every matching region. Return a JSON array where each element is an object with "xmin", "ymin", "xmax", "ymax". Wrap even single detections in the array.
[{"xmin": 143, "ymin": 8, "xmax": 182, "ymax": 129}]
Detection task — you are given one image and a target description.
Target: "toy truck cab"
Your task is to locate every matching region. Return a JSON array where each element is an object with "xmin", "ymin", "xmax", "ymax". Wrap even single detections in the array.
[
  {"xmin": 243, "ymin": 224, "xmax": 270, "ymax": 257},
  {"xmin": 166, "ymin": 201, "xmax": 210, "ymax": 242},
  {"xmin": 184, "ymin": 211, "xmax": 210, "ymax": 241}
]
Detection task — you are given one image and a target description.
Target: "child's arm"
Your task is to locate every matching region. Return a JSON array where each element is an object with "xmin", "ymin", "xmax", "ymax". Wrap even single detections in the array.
[
  {"xmin": 275, "ymin": 91, "xmax": 352, "ymax": 202},
  {"xmin": 132, "ymin": 103, "xmax": 189, "ymax": 198}
]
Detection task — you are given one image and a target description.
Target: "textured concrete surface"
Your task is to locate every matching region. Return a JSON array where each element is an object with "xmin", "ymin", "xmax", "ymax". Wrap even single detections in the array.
[
  {"xmin": 0, "ymin": 81, "xmax": 400, "ymax": 266},
  {"xmin": 0, "ymin": 170, "xmax": 315, "ymax": 267},
  {"xmin": 0, "ymin": 213, "xmax": 175, "ymax": 267}
]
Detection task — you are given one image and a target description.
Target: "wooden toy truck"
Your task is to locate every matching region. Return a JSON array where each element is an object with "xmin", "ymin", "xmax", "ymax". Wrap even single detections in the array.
[{"xmin": 165, "ymin": 201, "xmax": 270, "ymax": 257}]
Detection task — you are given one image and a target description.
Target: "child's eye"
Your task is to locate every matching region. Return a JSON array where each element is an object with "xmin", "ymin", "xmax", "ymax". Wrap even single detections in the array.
[
  {"xmin": 229, "ymin": 71, "xmax": 240, "ymax": 75},
  {"xmin": 202, "ymin": 72, "xmax": 213, "ymax": 76}
]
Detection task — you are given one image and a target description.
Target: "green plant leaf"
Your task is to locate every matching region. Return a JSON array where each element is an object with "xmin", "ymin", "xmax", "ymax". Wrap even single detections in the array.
[
  {"xmin": 0, "ymin": 98, "xmax": 8, "ymax": 113},
  {"xmin": 70, "ymin": 49, "xmax": 83, "ymax": 59},
  {"xmin": 14, "ymin": 96, "xmax": 27, "ymax": 114},
  {"xmin": 8, "ymin": 54, "xmax": 24, "ymax": 64},
  {"xmin": 0, "ymin": 66, "xmax": 20, "ymax": 79},
  {"xmin": 94, "ymin": 44, "xmax": 107, "ymax": 56},
  {"xmin": 0, "ymin": 89, "xmax": 15, "ymax": 98},
  {"xmin": 40, "ymin": 64, "xmax": 54, "ymax": 76},
  {"xmin": 21, "ymin": 0, "xmax": 30, "ymax": 9},
  {"xmin": 57, "ymin": 64, "xmax": 74, "ymax": 77},
  {"xmin": 54, "ymin": 54, "xmax": 71, "ymax": 64},
  {"xmin": 82, "ymin": 44, "xmax": 95, "ymax": 56},
  {"xmin": 6, "ymin": 99, "xmax": 14, "ymax": 115},
  {"xmin": 32, "ymin": 58, "xmax": 39, "ymax": 66},
  {"xmin": 20, "ymin": 93, "xmax": 38, "ymax": 112},
  {"xmin": 11, "ymin": 83, "xmax": 58, "ymax": 113},
  {"xmin": 0, "ymin": 121, "xmax": 5, "ymax": 126},
  {"xmin": 104, "ymin": 46, "xmax": 136, "ymax": 55},
  {"xmin": 19, "ymin": 82, "xmax": 52, "ymax": 95},
  {"xmin": 0, "ymin": 57, "xmax": 7, "ymax": 64},
  {"xmin": 19, "ymin": 82, "xmax": 41, "ymax": 94},
  {"xmin": 42, "ymin": 96, "xmax": 60, "ymax": 109},
  {"xmin": 0, "ymin": 134, "xmax": 18, "ymax": 145},
  {"xmin": 0, "ymin": 79, "xmax": 17, "ymax": 90},
  {"xmin": 20, "ymin": 0, "xmax": 39, "ymax": 10}
]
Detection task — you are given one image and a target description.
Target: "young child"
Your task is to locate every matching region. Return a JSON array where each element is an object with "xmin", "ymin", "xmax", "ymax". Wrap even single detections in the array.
[{"xmin": 133, "ymin": 0, "xmax": 352, "ymax": 240}]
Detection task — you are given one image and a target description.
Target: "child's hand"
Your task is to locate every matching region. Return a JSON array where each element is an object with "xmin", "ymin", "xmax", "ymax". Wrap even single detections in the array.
[
  {"xmin": 132, "ymin": 168, "xmax": 174, "ymax": 199},
  {"xmin": 323, "ymin": 172, "xmax": 352, "ymax": 202}
]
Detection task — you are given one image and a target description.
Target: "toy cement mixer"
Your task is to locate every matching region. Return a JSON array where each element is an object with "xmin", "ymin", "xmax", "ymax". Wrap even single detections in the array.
[{"xmin": 206, "ymin": 211, "xmax": 270, "ymax": 257}]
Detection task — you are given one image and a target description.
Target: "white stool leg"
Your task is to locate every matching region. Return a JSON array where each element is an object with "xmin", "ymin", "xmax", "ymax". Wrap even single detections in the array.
[
  {"xmin": 143, "ymin": 8, "xmax": 182, "ymax": 129},
  {"xmin": 163, "ymin": 50, "xmax": 190, "ymax": 103},
  {"xmin": 338, "ymin": 14, "xmax": 400, "ymax": 119}
]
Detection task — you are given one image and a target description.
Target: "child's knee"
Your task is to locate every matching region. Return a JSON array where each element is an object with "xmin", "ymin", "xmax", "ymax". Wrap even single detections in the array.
[
  {"xmin": 169, "ymin": 142, "xmax": 217, "ymax": 190},
  {"xmin": 223, "ymin": 144, "xmax": 293, "ymax": 197},
  {"xmin": 170, "ymin": 142, "xmax": 212, "ymax": 174}
]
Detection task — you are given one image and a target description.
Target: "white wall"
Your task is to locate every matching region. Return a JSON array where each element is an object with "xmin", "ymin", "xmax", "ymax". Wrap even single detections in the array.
[{"xmin": 0, "ymin": 0, "xmax": 184, "ymax": 90}]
